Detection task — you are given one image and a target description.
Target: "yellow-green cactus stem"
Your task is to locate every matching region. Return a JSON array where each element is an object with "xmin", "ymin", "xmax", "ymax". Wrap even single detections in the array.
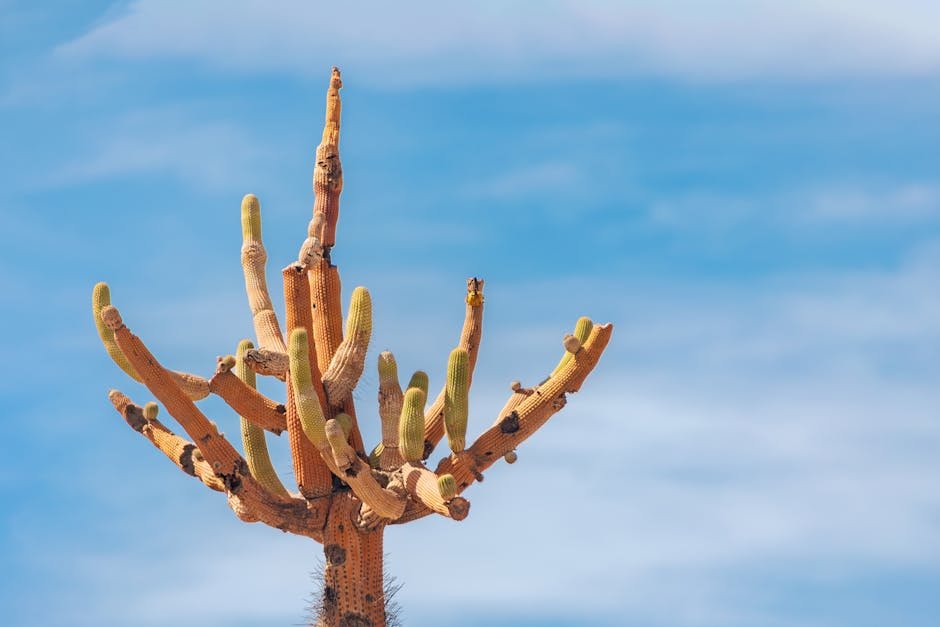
[
  {"xmin": 444, "ymin": 348, "xmax": 469, "ymax": 453},
  {"xmin": 398, "ymin": 387, "xmax": 427, "ymax": 462},
  {"xmin": 407, "ymin": 371, "xmax": 429, "ymax": 397},
  {"xmin": 288, "ymin": 328, "xmax": 327, "ymax": 448},
  {"xmin": 334, "ymin": 412, "xmax": 353, "ymax": 438},
  {"xmin": 368, "ymin": 443, "xmax": 384, "ymax": 468},
  {"xmin": 437, "ymin": 473, "xmax": 457, "ymax": 500},
  {"xmin": 93, "ymin": 282, "xmax": 140, "ymax": 381},
  {"xmin": 241, "ymin": 193, "xmax": 262, "ymax": 240},
  {"xmin": 236, "ymin": 339, "xmax": 289, "ymax": 497},
  {"xmin": 143, "ymin": 402, "xmax": 159, "ymax": 421},
  {"xmin": 322, "ymin": 286, "xmax": 373, "ymax": 402},
  {"xmin": 550, "ymin": 316, "xmax": 593, "ymax": 376}
]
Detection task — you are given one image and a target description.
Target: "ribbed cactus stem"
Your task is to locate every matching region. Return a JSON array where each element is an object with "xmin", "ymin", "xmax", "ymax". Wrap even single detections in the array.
[
  {"xmin": 444, "ymin": 348, "xmax": 469, "ymax": 453},
  {"xmin": 93, "ymin": 282, "xmax": 140, "ymax": 381},
  {"xmin": 322, "ymin": 286, "xmax": 372, "ymax": 403},
  {"xmin": 399, "ymin": 387, "xmax": 427, "ymax": 462},
  {"xmin": 377, "ymin": 351, "xmax": 403, "ymax": 449},
  {"xmin": 334, "ymin": 412, "xmax": 353, "ymax": 438},
  {"xmin": 288, "ymin": 329, "xmax": 327, "ymax": 448},
  {"xmin": 437, "ymin": 473, "xmax": 457, "ymax": 501},
  {"xmin": 236, "ymin": 339, "xmax": 289, "ymax": 497},
  {"xmin": 325, "ymin": 418, "xmax": 357, "ymax": 470},
  {"xmin": 550, "ymin": 316, "xmax": 593, "ymax": 376},
  {"xmin": 407, "ymin": 371, "xmax": 429, "ymax": 397}
]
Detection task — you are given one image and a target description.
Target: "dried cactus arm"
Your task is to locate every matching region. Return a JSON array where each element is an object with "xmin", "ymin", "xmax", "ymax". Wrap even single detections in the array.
[
  {"xmin": 233, "ymin": 339, "xmax": 290, "ymax": 498},
  {"xmin": 93, "ymin": 282, "xmax": 210, "ymax": 400},
  {"xmin": 289, "ymin": 329, "xmax": 406, "ymax": 520},
  {"xmin": 314, "ymin": 66, "xmax": 343, "ymax": 247},
  {"xmin": 322, "ymin": 286, "xmax": 371, "ymax": 404},
  {"xmin": 395, "ymin": 322, "xmax": 613, "ymax": 524},
  {"xmin": 240, "ymin": 194, "xmax": 288, "ymax": 354},
  {"xmin": 284, "ymin": 265, "xmax": 334, "ymax": 499},
  {"xmin": 243, "ymin": 347, "xmax": 288, "ymax": 380},
  {"xmin": 100, "ymin": 304, "xmax": 328, "ymax": 538},
  {"xmin": 209, "ymin": 367, "xmax": 288, "ymax": 434},
  {"xmin": 422, "ymin": 278, "xmax": 484, "ymax": 456},
  {"xmin": 108, "ymin": 390, "xmax": 225, "ymax": 492}
]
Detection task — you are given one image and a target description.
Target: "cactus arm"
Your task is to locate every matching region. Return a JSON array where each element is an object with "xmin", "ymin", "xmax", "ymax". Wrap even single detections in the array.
[
  {"xmin": 443, "ymin": 348, "xmax": 469, "ymax": 453},
  {"xmin": 209, "ymin": 366, "xmax": 288, "ymax": 434},
  {"xmin": 322, "ymin": 286, "xmax": 372, "ymax": 403},
  {"xmin": 284, "ymin": 265, "xmax": 334, "ymax": 499},
  {"xmin": 289, "ymin": 329, "xmax": 406, "ymax": 520},
  {"xmin": 93, "ymin": 282, "xmax": 210, "ymax": 400},
  {"xmin": 240, "ymin": 194, "xmax": 288, "ymax": 354},
  {"xmin": 232, "ymin": 340, "xmax": 290, "ymax": 498},
  {"xmin": 377, "ymin": 351, "xmax": 404, "ymax": 470},
  {"xmin": 398, "ymin": 462, "xmax": 470, "ymax": 521},
  {"xmin": 108, "ymin": 389, "xmax": 225, "ymax": 492},
  {"xmin": 422, "ymin": 277, "xmax": 484, "ymax": 456},
  {"xmin": 325, "ymin": 418, "xmax": 359, "ymax": 472},
  {"xmin": 398, "ymin": 387, "xmax": 427, "ymax": 462},
  {"xmin": 100, "ymin": 305, "xmax": 328, "ymax": 538},
  {"xmin": 394, "ymin": 322, "xmax": 613, "ymax": 524},
  {"xmin": 314, "ymin": 66, "xmax": 343, "ymax": 248},
  {"xmin": 549, "ymin": 316, "xmax": 593, "ymax": 377},
  {"xmin": 242, "ymin": 347, "xmax": 289, "ymax": 381}
]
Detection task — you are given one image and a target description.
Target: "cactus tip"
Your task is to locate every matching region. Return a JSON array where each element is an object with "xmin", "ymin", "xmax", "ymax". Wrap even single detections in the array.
[{"xmin": 143, "ymin": 402, "xmax": 159, "ymax": 421}]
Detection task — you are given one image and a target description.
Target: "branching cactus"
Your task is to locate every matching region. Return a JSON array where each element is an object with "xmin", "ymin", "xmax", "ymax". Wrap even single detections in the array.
[{"xmin": 93, "ymin": 67, "xmax": 613, "ymax": 627}]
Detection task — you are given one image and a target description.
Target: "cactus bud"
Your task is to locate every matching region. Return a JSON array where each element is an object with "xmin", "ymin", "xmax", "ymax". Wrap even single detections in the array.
[
  {"xmin": 142, "ymin": 402, "xmax": 159, "ymax": 421},
  {"xmin": 407, "ymin": 371, "xmax": 429, "ymax": 396},
  {"xmin": 504, "ymin": 450, "xmax": 518, "ymax": 464},
  {"xmin": 550, "ymin": 316, "xmax": 593, "ymax": 376},
  {"xmin": 444, "ymin": 348, "xmax": 469, "ymax": 453},
  {"xmin": 398, "ymin": 387, "xmax": 427, "ymax": 462},
  {"xmin": 437, "ymin": 473, "xmax": 457, "ymax": 500}
]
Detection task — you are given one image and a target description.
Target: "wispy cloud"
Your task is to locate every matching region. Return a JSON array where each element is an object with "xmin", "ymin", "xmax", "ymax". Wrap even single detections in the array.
[{"xmin": 54, "ymin": 1, "xmax": 940, "ymax": 84}]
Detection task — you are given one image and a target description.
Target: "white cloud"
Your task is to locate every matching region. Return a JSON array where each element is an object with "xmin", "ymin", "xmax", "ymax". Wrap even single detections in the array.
[{"xmin": 55, "ymin": 1, "xmax": 940, "ymax": 84}]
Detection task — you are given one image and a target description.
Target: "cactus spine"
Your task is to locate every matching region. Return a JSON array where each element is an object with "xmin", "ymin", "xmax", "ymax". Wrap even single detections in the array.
[
  {"xmin": 399, "ymin": 387, "xmax": 427, "ymax": 462},
  {"xmin": 444, "ymin": 348, "xmax": 469, "ymax": 453}
]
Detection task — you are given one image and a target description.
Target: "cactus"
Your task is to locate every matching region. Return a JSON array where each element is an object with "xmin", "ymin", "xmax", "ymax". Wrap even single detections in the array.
[
  {"xmin": 322, "ymin": 286, "xmax": 372, "ymax": 403},
  {"xmin": 288, "ymin": 328, "xmax": 327, "ymax": 448},
  {"xmin": 93, "ymin": 67, "xmax": 612, "ymax": 627},
  {"xmin": 236, "ymin": 339, "xmax": 290, "ymax": 497},
  {"xmin": 399, "ymin": 387, "xmax": 427, "ymax": 462},
  {"xmin": 444, "ymin": 348, "xmax": 469, "ymax": 453},
  {"xmin": 437, "ymin": 474, "xmax": 457, "ymax": 500},
  {"xmin": 407, "ymin": 370, "xmax": 429, "ymax": 397}
]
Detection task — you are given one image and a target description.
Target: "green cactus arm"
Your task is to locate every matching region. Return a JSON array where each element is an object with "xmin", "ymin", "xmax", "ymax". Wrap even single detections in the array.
[
  {"xmin": 234, "ymin": 339, "xmax": 290, "ymax": 498},
  {"xmin": 240, "ymin": 194, "xmax": 288, "ymax": 354},
  {"xmin": 322, "ymin": 286, "xmax": 372, "ymax": 404},
  {"xmin": 422, "ymin": 277, "xmax": 485, "ymax": 457},
  {"xmin": 398, "ymin": 387, "xmax": 427, "ymax": 462},
  {"xmin": 549, "ymin": 316, "xmax": 593, "ymax": 377},
  {"xmin": 288, "ymin": 328, "xmax": 328, "ymax": 449},
  {"xmin": 100, "ymin": 305, "xmax": 326, "ymax": 537},
  {"xmin": 93, "ymin": 283, "xmax": 210, "ymax": 400},
  {"xmin": 407, "ymin": 371, "xmax": 429, "ymax": 397},
  {"xmin": 443, "ymin": 348, "xmax": 469, "ymax": 453}
]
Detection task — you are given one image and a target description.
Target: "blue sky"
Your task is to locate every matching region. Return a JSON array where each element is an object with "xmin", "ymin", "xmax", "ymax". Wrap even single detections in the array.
[{"xmin": 2, "ymin": 2, "xmax": 940, "ymax": 626}]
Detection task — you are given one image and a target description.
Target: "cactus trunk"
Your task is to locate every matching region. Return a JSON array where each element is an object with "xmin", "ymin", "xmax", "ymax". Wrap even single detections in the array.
[{"xmin": 317, "ymin": 493, "xmax": 388, "ymax": 627}]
